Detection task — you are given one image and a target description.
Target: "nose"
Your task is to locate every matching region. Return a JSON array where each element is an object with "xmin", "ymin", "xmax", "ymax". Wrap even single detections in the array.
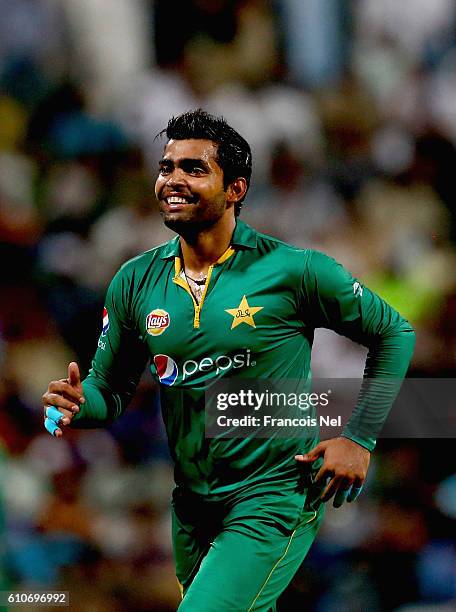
[
  {"xmin": 155, "ymin": 166, "xmax": 189, "ymax": 199},
  {"xmin": 165, "ymin": 167, "xmax": 188, "ymax": 187}
]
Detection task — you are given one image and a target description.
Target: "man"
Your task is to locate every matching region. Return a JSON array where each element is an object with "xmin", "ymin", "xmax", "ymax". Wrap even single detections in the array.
[{"xmin": 43, "ymin": 109, "xmax": 415, "ymax": 611}]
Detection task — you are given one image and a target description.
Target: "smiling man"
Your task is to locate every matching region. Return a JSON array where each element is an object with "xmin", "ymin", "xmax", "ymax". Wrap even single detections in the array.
[{"xmin": 43, "ymin": 109, "xmax": 415, "ymax": 611}]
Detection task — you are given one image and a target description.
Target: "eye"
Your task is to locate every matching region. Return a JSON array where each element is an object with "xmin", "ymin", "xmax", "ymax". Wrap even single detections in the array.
[
  {"xmin": 159, "ymin": 164, "xmax": 172, "ymax": 175},
  {"xmin": 182, "ymin": 161, "xmax": 207, "ymax": 175},
  {"xmin": 190, "ymin": 166, "xmax": 205, "ymax": 175}
]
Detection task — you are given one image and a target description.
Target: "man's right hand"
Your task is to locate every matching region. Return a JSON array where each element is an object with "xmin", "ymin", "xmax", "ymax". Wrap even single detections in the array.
[{"xmin": 42, "ymin": 362, "xmax": 85, "ymax": 438}]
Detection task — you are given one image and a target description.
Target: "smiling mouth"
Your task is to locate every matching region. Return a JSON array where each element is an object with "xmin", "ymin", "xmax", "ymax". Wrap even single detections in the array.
[
  {"xmin": 162, "ymin": 194, "xmax": 199, "ymax": 210},
  {"xmin": 166, "ymin": 196, "xmax": 191, "ymax": 204}
]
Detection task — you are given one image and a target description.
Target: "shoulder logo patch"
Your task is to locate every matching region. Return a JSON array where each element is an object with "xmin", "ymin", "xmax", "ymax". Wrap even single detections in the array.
[
  {"xmin": 146, "ymin": 309, "xmax": 170, "ymax": 336},
  {"xmin": 101, "ymin": 307, "xmax": 110, "ymax": 336},
  {"xmin": 353, "ymin": 281, "xmax": 363, "ymax": 297}
]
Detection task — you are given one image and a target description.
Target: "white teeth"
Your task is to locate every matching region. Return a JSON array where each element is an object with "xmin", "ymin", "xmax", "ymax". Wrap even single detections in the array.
[{"xmin": 167, "ymin": 196, "xmax": 188, "ymax": 204}]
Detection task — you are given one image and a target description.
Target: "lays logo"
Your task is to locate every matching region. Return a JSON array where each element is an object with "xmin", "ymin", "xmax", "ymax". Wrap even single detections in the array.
[{"xmin": 146, "ymin": 309, "xmax": 170, "ymax": 336}]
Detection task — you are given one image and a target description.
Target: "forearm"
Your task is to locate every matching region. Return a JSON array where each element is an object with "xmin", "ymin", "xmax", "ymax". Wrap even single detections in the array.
[
  {"xmin": 342, "ymin": 326, "xmax": 416, "ymax": 450},
  {"xmin": 71, "ymin": 376, "xmax": 126, "ymax": 428}
]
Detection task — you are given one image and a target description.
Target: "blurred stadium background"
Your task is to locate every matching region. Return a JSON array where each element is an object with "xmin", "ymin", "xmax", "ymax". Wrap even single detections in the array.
[{"xmin": 0, "ymin": 1, "xmax": 455, "ymax": 610}]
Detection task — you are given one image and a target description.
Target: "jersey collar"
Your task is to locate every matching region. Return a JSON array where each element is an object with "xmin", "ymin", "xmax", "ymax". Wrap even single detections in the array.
[
  {"xmin": 231, "ymin": 219, "xmax": 258, "ymax": 250},
  {"xmin": 159, "ymin": 220, "xmax": 257, "ymax": 260}
]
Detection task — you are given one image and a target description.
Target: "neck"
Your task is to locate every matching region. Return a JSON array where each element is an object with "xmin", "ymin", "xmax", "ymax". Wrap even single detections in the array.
[{"xmin": 179, "ymin": 215, "xmax": 236, "ymax": 275}]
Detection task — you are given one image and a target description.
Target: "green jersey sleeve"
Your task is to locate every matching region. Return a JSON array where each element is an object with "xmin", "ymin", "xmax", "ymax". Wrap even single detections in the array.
[
  {"xmin": 72, "ymin": 266, "xmax": 149, "ymax": 427},
  {"xmin": 301, "ymin": 251, "xmax": 416, "ymax": 451}
]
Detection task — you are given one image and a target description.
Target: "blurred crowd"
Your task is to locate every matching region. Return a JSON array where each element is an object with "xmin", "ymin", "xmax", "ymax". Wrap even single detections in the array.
[{"xmin": 0, "ymin": 1, "xmax": 455, "ymax": 610}]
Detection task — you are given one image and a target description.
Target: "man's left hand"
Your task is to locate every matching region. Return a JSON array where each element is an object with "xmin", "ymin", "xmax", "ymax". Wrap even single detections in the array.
[{"xmin": 295, "ymin": 437, "xmax": 370, "ymax": 508}]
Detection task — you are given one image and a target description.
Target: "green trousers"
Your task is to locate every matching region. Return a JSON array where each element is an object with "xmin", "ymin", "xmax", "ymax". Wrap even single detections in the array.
[{"xmin": 172, "ymin": 481, "xmax": 324, "ymax": 611}]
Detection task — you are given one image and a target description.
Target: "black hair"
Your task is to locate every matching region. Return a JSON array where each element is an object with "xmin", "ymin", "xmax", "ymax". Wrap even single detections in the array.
[{"xmin": 158, "ymin": 109, "xmax": 252, "ymax": 216}]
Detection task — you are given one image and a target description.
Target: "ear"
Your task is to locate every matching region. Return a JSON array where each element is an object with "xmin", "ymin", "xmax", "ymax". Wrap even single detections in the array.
[{"xmin": 226, "ymin": 178, "xmax": 247, "ymax": 204}]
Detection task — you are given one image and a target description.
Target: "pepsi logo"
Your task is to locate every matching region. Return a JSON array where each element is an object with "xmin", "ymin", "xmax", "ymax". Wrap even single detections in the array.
[
  {"xmin": 102, "ymin": 307, "xmax": 110, "ymax": 336},
  {"xmin": 153, "ymin": 354, "xmax": 178, "ymax": 386},
  {"xmin": 146, "ymin": 309, "xmax": 170, "ymax": 336}
]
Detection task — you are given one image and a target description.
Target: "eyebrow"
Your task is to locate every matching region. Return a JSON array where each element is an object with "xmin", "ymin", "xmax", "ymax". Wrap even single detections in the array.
[{"xmin": 159, "ymin": 157, "xmax": 211, "ymax": 169}]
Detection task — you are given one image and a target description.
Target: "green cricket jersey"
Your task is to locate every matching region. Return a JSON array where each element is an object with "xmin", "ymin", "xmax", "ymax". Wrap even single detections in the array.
[{"xmin": 73, "ymin": 221, "xmax": 415, "ymax": 496}]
